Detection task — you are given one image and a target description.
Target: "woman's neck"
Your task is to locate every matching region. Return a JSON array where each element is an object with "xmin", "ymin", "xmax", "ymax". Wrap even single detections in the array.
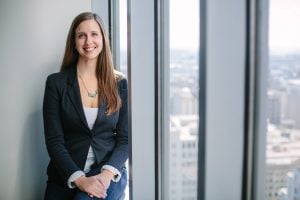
[{"xmin": 77, "ymin": 59, "xmax": 97, "ymax": 78}]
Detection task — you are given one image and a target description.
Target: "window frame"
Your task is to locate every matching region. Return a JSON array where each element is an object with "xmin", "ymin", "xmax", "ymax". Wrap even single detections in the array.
[
  {"xmin": 97, "ymin": 0, "xmax": 265, "ymax": 199},
  {"xmin": 245, "ymin": 0, "xmax": 270, "ymax": 199}
]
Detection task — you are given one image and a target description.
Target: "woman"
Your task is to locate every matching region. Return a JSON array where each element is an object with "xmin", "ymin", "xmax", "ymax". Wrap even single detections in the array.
[{"xmin": 43, "ymin": 12, "xmax": 128, "ymax": 200}]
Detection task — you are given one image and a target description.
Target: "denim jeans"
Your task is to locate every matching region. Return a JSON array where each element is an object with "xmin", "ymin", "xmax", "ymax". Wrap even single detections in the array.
[
  {"xmin": 73, "ymin": 166, "xmax": 127, "ymax": 200},
  {"xmin": 44, "ymin": 166, "xmax": 127, "ymax": 200}
]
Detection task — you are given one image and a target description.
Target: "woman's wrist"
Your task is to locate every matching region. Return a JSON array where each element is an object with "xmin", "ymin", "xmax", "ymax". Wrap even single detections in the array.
[
  {"xmin": 101, "ymin": 165, "xmax": 121, "ymax": 182},
  {"xmin": 74, "ymin": 175, "xmax": 86, "ymax": 187},
  {"xmin": 96, "ymin": 170, "xmax": 114, "ymax": 189},
  {"xmin": 100, "ymin": 169, "xmax": 115, "ymax": 180}
]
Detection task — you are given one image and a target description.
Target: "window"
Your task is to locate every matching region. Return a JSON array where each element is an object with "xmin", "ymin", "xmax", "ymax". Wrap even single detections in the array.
[
  {"xmin": 118, "ymin": 1, "xmax": 129, "ymax": 199},
  {"xmin": 108, "ymin": 0, "xmax": 129, "ymax": 199},
  {"xmin": 264, "ymin": 0, "xmax": 300, "ymax": 200},
  {"xmin": 119, "ymin": 0, "xmax": 127, "ymax": 75},
  {"xmin": 108, "ymin": 0, "xmax": 248, "ymax": 199},
  {"xmin": 163, "ymin": 0, "xmax": 200, "ymax": 199}
]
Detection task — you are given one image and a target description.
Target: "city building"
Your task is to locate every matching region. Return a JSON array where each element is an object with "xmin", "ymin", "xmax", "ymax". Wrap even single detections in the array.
[
  {"xmin": 169, "ymin": 115, "xmax": 198, "ymax": 200},
  {"xmin": 266, "ymin": 133, "xmax": 300, "ymax": 200},
  {"xmin": 267, "ymin": 90, "xmax": 282, "ymax": 125},
  {"xmin": 283, "ymin": 80, "xmax": 300, "ymax": 129}
]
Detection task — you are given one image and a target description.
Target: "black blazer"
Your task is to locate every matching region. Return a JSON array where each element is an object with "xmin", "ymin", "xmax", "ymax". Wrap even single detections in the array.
[{"xmin": 43, "ymin": 66, "xmax": 128, "ymax": 185}]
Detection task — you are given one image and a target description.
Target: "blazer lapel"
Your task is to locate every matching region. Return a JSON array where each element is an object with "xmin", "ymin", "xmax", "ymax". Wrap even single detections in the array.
[
  {"xmin": 91, "ymin": 101, "xmax": 106, "ymax": 131},
  {"xmin": 66, "ymin": 67, "xmax": 90, "ymax": 130}
]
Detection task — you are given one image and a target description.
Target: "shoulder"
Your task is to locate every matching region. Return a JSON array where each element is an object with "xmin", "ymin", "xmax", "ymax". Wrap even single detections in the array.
[
  {"xmin": 46, "ymin": 71, "xmax": 63, "ymax": 82},
  {"xmin": 114, "ymin": 70, "xmax": 127, "ymax": 90},
  {"xmin": 46, "ymin": 69, "xmax": 72, "ymax": 86},
  {"xmin": 114, "ymin": 70, "xmax": 126, "ymax": 82}
]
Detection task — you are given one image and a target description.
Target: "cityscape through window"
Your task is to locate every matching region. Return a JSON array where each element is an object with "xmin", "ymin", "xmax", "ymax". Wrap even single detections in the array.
[
  {"xmin": 119, "ymin": 0, "xmax": 129, "ymax": 199},
  {"xmin": 265, "ymin": 0, "xmax": 300, "ymax": 199},
  {"xmin": 168, "ymin": 0, "xmax": 199, "ymax": 199}
]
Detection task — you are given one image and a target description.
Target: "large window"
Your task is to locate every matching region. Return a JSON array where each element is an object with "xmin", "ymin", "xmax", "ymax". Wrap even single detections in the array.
[
  {"xmin": 265, "ymin": 0, "xmax": 300, "ymax": 199},
  {"xmin": 165, "ymin": 0, "xmax": 200, "ymax": 199},
  {"xmin": 109, "ymin": 0, "xmax": 247, "ymax": 199},
  {"xmin": 118, "ymin": 1, "xmax": 129, "ymax": 199},
  {"xmin": 119, "ymin": 0, "xmax": 127, "ymax": 75}
]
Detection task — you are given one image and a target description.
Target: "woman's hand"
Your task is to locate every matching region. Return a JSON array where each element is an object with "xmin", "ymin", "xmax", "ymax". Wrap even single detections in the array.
[
  {"xmin": 74, "ymin": 175, "xmax": 107, "ymax": 198},
  {"xmin": 96, "ymin": 169, "xmax": 115, "ymax": 189}
]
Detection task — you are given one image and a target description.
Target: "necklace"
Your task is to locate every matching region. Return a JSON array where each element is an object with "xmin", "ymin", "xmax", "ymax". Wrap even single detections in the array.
[{"xmin": 78, "ymin": 74, "xmax": 98, "ymax": 98}]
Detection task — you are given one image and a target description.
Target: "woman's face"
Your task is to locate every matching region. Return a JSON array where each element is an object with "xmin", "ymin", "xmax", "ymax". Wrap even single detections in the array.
[{"xmin": 75, "ymin": 19, "xmax": 103, "ymax": 62}]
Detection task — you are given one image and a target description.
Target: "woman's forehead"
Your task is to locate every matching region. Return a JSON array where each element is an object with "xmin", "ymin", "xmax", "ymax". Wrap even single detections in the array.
[{"xmin": 76, "ymin": 19, "xmax": 101, "ymax": 32}]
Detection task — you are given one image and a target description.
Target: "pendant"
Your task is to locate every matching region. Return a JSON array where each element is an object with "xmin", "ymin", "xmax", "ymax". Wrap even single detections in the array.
[{"xmin": 88, "ymin": 91, "xmax": 98, "ymax": 98}]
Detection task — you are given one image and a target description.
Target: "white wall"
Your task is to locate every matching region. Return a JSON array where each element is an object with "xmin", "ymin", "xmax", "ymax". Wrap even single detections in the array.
[{"xmin": 0, "ymin": 1, "xmax": 91, "ymax": 199}]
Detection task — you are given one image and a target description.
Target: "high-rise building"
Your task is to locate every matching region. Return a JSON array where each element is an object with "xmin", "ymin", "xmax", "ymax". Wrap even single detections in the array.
[
  {"xmin": 277, "ymin": 169, "xmax": 300, "ymax": 200},
  {"xmin": 266, "ymin": 139, "xmax": 300, "ymax": 200},
  {"xmin": 283, "ymin": 80, "xmax": 300, "ymax": 129},
  {"xmin": 170, "ymin": 87, "xmax": 198, "ymax": 115},
  {"xmin": 169, "ymin": 115, "xmax": 198, "ymax": 200},
  {"xmin": 267, "ymin": 90, "xmax": 282, "ymax": 125}
]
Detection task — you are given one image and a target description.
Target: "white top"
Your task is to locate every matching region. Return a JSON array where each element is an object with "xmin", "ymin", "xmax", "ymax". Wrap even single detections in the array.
[
  {"xmin": 67, "ymin": 107, "xmax": 121, "ymax": 188},
  {"xmin": 83, "ymin": 107, "xmax": 98, "ymax": 173},
  {"xmin": 84, "ymin": 107, "xmax": 99, "ymax": 129}
]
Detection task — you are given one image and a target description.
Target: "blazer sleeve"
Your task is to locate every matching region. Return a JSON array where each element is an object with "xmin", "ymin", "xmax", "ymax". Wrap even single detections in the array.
[
  {"xmin": 104, "ymin": 77, "xmax": 129, "ymax": 171},
  {"xmin": 43, "ymin": 74, "xmax": 81, "ymax": 182}
]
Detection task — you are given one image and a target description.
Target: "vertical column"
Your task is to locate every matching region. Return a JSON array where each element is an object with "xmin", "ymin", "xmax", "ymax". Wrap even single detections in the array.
[
  {"xmin": 128, "ymin": 0, "xmax": 155, "ymax": 199},
  {"xmin": 204, "ymin": 0, "xmax": 247, "ymax": 199}
]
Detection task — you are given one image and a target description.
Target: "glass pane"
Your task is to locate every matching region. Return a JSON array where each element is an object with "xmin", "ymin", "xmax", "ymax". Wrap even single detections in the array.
[
  {"xmin": 119, "ymin": 0, "xmax": 127, "ymax": 75},
  {"xmin": 266, "ymin": 0, "xmax": 300, "ymax": 199},
  {"xmin": 119, "ymin": 0, "xmax": 129, "ymax": 199},
  {"xmin": 167, "ymin": 0, "xmax": 199, "ymax": 199}
]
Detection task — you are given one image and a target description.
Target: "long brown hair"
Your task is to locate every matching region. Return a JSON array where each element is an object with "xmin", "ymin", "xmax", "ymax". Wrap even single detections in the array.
[{"xmin": 60, "ymin": 12, "xmax": 121, "ymax": 115}]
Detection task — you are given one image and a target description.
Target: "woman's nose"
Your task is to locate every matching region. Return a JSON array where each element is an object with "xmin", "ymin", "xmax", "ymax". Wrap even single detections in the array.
[{"xmin": 85, "ymin": 35, "xmax": 92, "ymax": 44}]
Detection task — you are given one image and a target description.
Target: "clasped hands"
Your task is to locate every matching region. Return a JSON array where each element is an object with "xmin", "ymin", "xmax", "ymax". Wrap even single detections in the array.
[{"xmin": 74, "ymin": 170, "xmax": 114, "ymax": 199}]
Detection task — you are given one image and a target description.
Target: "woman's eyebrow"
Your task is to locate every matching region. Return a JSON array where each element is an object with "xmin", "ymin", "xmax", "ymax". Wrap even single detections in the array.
[
  {"xmin": 76, "ymin": 30, "xmax": 100, "ymax": 34},
  {"xmin": 91, "ymin": 30, "xmax": 101, "ymax": 33},
  {"xmin": 76, "ymin": 31, "xmax": 85, "ymax": 35}
]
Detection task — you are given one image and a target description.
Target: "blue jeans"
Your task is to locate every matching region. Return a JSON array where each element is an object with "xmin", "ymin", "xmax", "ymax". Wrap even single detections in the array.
[
  {"xmin": 44, "ymin": 166, "xmax": 127, "ymax": 200},
  {"xmin": 73, "ymin": 166, "xmax": 127, "ymax": 200}
]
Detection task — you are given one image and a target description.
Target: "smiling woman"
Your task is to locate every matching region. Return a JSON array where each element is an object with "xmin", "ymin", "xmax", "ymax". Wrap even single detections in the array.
[
  {"xmin": 43, "ymin": 12, "xmax": 128, "ymax": 200},
  {"xmin": 75, "ymin": 19, "xmax": 103, "ymax": 105},
  {"xmin": 75, "ymin": 20, "xmax": 103, "ymax": 62}
]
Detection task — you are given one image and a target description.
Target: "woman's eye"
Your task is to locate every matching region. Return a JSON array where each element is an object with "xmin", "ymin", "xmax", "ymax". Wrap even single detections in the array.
[
  {"xmin": 92, "ymin": 33, "xmax": 98, "ymax": 36},
  {"xmin": 77, "ymin": 34, "xmax": 85, "ymax": 39}
]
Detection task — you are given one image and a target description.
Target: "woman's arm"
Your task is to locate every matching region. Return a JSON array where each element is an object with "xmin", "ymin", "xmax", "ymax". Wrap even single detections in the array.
[
  {"xmin": 102, "ymin": 77, "xmax": 129, "ymax": 172},
  {"xmin": 43, "ymin": 74, "xmax": 109, "ymax": 198},
  {"xmin": 43, "ymin": 74, "xmax": 81, "ymax": 182}
]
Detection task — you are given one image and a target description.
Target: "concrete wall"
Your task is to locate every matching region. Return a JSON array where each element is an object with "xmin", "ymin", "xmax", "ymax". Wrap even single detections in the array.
[{"xmin": 0, "ymin": 1, "xmax": 91, "ymax": 199}]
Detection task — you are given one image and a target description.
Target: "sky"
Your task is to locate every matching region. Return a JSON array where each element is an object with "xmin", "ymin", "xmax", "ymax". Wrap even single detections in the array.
[
  {"xmin": 120, "ymin": 0, "xmax": 300, "ymax": 53},
  {"xmin": 169, "ymin": 0, "xmax": 199, "ymax": 50},
  {"xmin": 269, "ymin": 0, "xmax": 300, "ymax": 54},
  {"xmin": 119, "ymin": 0, "xmax": 127, "ymax": 50},
  {"xmin": 119, "ymin": 0, "xmax": 199, "ymax": 50}
]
